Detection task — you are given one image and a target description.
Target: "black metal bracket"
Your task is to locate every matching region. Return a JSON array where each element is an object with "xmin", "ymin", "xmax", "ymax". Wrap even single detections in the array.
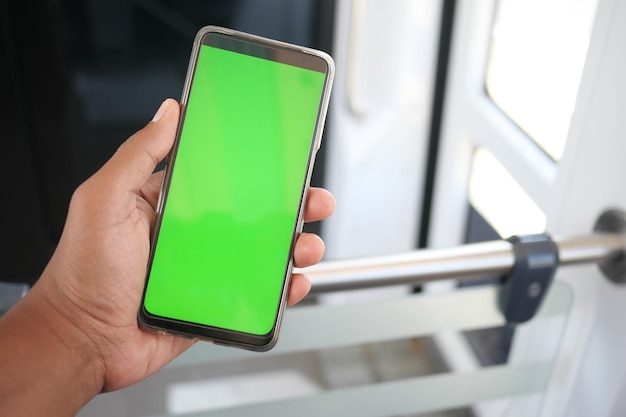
[
  {"xmin": 594, "ymin": 209, "xmax": 626, "ymax": 284},
  {"xmin": 498, "ymin": 234, "xmax": 560, "ymax": 325}
]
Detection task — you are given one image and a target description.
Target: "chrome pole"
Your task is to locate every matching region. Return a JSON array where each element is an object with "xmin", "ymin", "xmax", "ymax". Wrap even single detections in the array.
[{"xmin": 302, "ymin": 233, "xmax": 625, "ymax": 294}]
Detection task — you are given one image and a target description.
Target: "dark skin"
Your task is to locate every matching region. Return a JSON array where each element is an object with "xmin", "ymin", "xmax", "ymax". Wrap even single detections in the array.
[{"xmin": 0, "ymin": 99, "xmax": 335, "ymax": 416}]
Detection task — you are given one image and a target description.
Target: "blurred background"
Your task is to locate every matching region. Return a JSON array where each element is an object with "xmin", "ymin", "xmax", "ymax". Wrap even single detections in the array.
[
  {"xmin": 0, "ymin": 0, "xmax": 334, "ymax": 286},
  {"xmin": 4, "ymin": 0, "xmax": 626, "ymax": 416}
]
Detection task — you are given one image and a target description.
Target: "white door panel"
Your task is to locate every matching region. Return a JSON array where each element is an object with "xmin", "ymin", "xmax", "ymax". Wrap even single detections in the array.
[
  {"xmin": 431, "ymin": 0, "xmax": 626, "ymax": 415},
  {"xmin": 322, "ymin": 0, "xmax": 441, "ymax": 259},
  {"xmin": 546, "ymin": 1, "xmax": 626, "ymax": 413}
]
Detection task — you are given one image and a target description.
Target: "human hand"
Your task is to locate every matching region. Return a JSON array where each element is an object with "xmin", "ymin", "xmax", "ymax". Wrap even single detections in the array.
[{"xmin": 0, "ymin": 98, "xmax": 335, "ymax": 416}]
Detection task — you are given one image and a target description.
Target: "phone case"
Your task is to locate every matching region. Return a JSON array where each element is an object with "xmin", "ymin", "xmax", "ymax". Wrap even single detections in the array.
[{"xmin": 138, "ymin": 26, "xmax": 334, "ymax": 351}]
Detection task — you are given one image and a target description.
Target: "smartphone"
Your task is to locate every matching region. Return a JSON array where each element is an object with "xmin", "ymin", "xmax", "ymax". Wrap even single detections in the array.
[{"xmin": 138, "ymin": 26, "xmax": 334, "ymax": 351}]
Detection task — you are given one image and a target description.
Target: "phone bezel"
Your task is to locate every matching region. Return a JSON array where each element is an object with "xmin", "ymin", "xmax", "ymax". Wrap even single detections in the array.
[{"xmin": 138, "ymin": 26, "xmax": 334, "ymax": 351}]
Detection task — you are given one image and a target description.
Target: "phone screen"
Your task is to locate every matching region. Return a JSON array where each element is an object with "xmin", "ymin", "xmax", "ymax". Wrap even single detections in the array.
[{"xmin": 141, "ymin": 31, "xmax": 330, "ymax": 345}]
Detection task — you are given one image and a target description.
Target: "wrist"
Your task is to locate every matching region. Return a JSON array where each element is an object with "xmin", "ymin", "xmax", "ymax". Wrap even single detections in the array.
[{"xmin": 0, "ymin": 277, "xmax": 105, "ymax": 416}]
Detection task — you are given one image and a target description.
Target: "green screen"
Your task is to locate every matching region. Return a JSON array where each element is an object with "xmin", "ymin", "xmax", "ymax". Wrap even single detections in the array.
[{"xmin": 143, "ymin": 44, "xmax": 326, "ymax": 336}]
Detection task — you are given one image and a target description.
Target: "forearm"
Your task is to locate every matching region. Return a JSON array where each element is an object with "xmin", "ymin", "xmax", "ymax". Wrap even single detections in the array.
[{"xmin": 0, "ymin": 283, "xmax": 103, "ymax": 417}]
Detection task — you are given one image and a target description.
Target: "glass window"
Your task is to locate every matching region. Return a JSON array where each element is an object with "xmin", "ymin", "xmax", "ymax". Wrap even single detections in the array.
[
  {"xmin": 486, "ymin": 0, "xmax": 599, "ymax": 160},
  {"xmin": 469, "ymin": 148, "xmax": 546, "ymax": 238}
]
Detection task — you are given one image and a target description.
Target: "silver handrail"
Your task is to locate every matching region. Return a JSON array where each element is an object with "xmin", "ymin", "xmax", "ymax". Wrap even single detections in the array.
[{"xmin": 303, "ymin": 233, "xmax": 625, "ymax": 294}]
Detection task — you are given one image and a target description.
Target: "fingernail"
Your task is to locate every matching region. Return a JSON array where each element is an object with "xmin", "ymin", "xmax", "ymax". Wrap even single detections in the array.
[{"xmin": 151, "ymin": 100, "xmax": 169, "ymax": 122}]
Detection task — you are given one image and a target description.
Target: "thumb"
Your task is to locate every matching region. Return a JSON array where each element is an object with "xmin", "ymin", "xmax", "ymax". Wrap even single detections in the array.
[{"xmin": 99, "ymin": 98, "xmax": 180, "ymax": 193}]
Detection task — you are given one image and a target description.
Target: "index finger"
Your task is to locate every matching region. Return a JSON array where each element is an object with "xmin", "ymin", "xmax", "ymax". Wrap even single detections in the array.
[{"xmin": 304, "ymin": 187, "xmax": 335, "ymax": 223}]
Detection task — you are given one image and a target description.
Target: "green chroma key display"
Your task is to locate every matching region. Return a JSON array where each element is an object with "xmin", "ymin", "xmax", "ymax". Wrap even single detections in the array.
[{"xmin": 143, "ymin": 42, "xmax": 327, "ymax": 337}]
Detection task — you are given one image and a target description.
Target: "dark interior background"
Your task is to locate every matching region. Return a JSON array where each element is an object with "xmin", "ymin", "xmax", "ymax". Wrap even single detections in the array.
[{"xmin": 0, "ymin": 0, "xmax": 335, "ymax": 286}]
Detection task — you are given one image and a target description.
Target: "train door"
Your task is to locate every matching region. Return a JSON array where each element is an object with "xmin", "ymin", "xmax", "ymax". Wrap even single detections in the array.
[{"xmin": 428, "ymin": 0, "xmax": 626, "ymax": 415}]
